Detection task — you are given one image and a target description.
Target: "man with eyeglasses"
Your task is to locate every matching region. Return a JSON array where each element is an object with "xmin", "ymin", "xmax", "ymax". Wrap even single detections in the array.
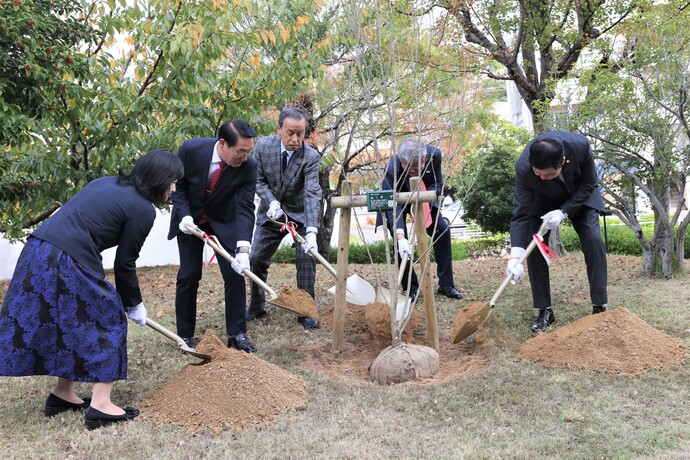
[
  {"xmin": 246, "ymin": 106, "xmax": 322, "ymax": 330},
  {"xmin": 377, "ymin": 137, "xmax": 464, "ymax": 302},
  {"xmin": 508, "ymin": 131, "xmax": 608, "ymax": 333},
  {"xmin": 168, "ymin": 119, "xmax": 260, "ymax": 353}
]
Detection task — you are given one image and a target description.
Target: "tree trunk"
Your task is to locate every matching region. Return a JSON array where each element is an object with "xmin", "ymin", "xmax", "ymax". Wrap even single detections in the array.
[{"xmin": 641, "ymin": 247, "xmax": 654, "ymax": 276}]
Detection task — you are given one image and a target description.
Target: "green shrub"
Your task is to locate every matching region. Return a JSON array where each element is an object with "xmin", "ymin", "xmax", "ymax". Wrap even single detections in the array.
[
  {"xmin": 562, "ymin": 221, "xmax": 690, "ymax": 257},
  {"xmin": 271, "ymin": 234, "xmax": 505, "ymax": 265}
]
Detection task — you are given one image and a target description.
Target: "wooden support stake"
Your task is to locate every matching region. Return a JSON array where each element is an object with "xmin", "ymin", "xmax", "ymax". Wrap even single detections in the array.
[
  {"xmin": 410, "ymin": 177, "xmax": 440, "ymax": 352},
  {"xmin": 332, "ymin": 181, "xmax": 352, "ymax": 353}
]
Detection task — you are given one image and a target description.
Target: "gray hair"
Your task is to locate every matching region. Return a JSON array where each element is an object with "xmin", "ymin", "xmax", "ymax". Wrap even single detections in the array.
[{"xmin": 397, "ymin": 138, "xmax": 426, "ymax": 163}]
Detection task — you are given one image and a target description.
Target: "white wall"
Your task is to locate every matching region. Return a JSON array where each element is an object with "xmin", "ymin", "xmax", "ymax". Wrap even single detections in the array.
[{"xmin": 0, "ymin": 210, "xmax": 186, "ymax": 280}]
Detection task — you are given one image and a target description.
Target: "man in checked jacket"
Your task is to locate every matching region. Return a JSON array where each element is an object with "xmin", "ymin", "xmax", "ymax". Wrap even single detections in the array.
[{"xmin": 247, "ymin": 107, "xmax": 322, "ymax": 330}]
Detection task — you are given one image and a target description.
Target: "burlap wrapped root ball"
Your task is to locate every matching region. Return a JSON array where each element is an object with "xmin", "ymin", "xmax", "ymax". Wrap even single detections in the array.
[{"xmin": 368, "ymin": 343, "xmax": 439, "ymax": 385}]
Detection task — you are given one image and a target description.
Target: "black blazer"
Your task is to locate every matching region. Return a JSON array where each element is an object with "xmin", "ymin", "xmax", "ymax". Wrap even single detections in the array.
[
  {"xmin": 510, "ymin": 131, "xmax": 605, "ymax": 248},
  {"xmin": 168, "ymin": 138, "xmax": 256, "ymax": 248},
  {"xmin": 32, "ymin": 176, "xmax": 155, "ymax": 308}
]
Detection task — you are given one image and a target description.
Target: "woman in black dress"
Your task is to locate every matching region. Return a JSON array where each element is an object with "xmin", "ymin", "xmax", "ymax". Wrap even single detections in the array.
[{"xmin": 0, "ymin": 149, "xmax": 183, "ymax": 429}]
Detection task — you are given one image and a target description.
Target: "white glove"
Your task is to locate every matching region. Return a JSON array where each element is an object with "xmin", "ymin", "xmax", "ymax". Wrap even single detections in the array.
[
  {"xmin": 541, "ymin": 209, "xmax": 566, "ymax": 230},
  {"xmin": 179, "ymin": 215, "xmax": 197, "ymax": 235},
  {"xmin": 303, "ymin": 232, "xmax": 317, "ymax": 254},
  {"xmin": 231, "ymin": 252, "xmax": 250, "ymax": 276},
  {"xmin": 397, "ymin": 238, "xmax": 412, "ymax": 259},
  {"xmin": 267, "ymin": 200, "xmax": 284, "ymax": 220},
  {"xmin": 506, "ymin": 247, "xmax": 526, "ymax": 281},
  {"xmin": 127, "ymin": 303, "xmax": 147, "ymax": 327}
]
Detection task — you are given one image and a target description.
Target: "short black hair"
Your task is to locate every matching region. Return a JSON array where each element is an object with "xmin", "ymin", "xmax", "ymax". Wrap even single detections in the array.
[
  {"xmin": 118, "ymin": 149, "xmax": 184, "ymax": 207},
  {"xmin": 529, "ymin": 138, "xmax": 564, "ymax": 170},
  {"xmin": 278, "ymin": 106, "xmax": 310, "ymax": 128},
  {"xmin": 217, "ymin": 119, "xmax": 258, "ymax": 147}
]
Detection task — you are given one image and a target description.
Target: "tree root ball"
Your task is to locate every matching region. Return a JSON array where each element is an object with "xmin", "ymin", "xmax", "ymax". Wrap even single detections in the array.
[{"xmin": 368, "ymin": 343, "xmax": 439, "ymax": 385}]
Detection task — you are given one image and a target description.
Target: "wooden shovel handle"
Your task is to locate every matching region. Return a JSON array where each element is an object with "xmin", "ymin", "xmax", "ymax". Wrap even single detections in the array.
[
  {"xmin": 489, "ymin": 221, "xmax": 549, "ymax": 306},
  {"xmin": 184, "ymin": 224, "xmax": 278, "ymax": 299}
]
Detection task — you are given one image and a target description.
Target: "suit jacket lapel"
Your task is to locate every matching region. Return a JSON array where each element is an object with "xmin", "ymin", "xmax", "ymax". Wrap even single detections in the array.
[{"xmin": 280, "ymin": 144, "xmax": 304, "ymax": 195}]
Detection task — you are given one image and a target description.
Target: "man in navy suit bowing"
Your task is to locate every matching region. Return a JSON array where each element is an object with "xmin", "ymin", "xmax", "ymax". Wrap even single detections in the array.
[
  {"xmin": 377, "ymin": 138, "xmax": 463, "ymax": 301},
  {"xmin": 507, "ymin": 131, "xmax": 608, "ymax": 333},
  {"xmin": 246, "ymin": 106, "xmax": 322, "ymax": 329},
  {"xmin": 168, "ymin": 120, "xmax": 259, "ymax": 353}
]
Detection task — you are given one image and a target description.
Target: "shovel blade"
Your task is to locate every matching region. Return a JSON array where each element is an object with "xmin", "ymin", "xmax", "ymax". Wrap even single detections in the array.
[
  {"xmin": 178, "ymin": 345, "xmax": 212, "ymax": 361},
  {"xmin": 327, "ymin": 274, "xmax": 376, "ymax": 306},
  {"xmin": 451, "ymin": 301, "xmax": 493, "ymax": 344}
]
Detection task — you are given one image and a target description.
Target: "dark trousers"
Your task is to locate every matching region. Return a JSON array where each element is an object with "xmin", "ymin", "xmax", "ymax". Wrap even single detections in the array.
[
  {"xmin": 174, "ymin": 224, "xmax": 247, "ymax": 338},
  {"xmin": 527, "ymin": 206, "xmax": 608, "ymax": 309},
  {"xmin": 384, "ymin": 206, "xmax": 456, "ymax": 292},
  {"xmin": 248, "ymin": 222, "xmax": 316, "ymax": 314}
]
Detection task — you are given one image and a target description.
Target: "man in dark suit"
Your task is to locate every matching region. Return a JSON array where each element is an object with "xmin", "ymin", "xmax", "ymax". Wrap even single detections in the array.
[
  {"xmin": 508, "ymin": 130, "xmax": 608, "ymax": 333},
  {"xmin": 377, "ymin": 138, "xmax": 463, "ymax": 301},
  {"xmin": 168, "ymin": 120, "xmax": 259, "ymax": 353},
  {"xmin": 246, "ymin": 107, "xmax": 322, "ymax": 329}
]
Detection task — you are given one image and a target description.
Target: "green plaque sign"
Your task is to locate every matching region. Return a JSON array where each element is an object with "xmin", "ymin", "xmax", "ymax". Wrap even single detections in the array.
[{"xmin": 366, "ymin": 190, "xmax": 394, "ymax": 212}]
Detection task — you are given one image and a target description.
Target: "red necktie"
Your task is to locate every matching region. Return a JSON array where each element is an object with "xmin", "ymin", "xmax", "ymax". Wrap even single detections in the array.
[
  {"xmin": 198, "ymin": 162, "xmax": 226, "ymax": 224},
  {"xmin": 419, "ymin": 181, "xmax": 433, "ymax": 228},
  {"xmin": 206, "ymin": 162, "xmax": 226, "ymax": 197}
]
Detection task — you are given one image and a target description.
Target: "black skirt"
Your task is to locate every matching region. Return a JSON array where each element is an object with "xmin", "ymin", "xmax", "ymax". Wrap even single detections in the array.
[{"xmin": 0, "ymin": 237, "xmax": 128, "ymax": 382}]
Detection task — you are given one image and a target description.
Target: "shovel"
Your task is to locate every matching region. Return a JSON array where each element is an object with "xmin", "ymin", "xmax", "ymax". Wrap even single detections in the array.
[
  {"xmin": 184, "ymin": 224, "xmax": 319, "ymax": 318},
  {"xmin": 268, "ymin": 216, "xmax": 376, "ymax": 306},
  {"xmin": 145, "ymin": 317, "xmax": 211, "ymax": 361},
  {"xmin": 451, "ymin": 222, "xmax": 549, "ymax": 343}
]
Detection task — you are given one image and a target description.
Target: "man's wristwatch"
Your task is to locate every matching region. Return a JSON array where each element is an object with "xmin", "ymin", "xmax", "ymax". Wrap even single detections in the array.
[{"xmin": 236, "ymin": 247, "xmax": 250, "ymax": 254}]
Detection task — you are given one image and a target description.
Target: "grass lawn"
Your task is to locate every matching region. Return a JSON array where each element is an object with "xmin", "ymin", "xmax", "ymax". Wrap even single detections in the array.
[{"xmin": 1, "ymin": 254, "xmax": 689, "ymax": 459}]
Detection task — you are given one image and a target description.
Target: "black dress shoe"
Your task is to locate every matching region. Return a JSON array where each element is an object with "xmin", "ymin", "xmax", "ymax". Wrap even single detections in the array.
[
  {"xmin": 437, "ymin": 285, "xmax": 463, "ymax": 299},
  {"xmin": 408, "ymin": 289, "xmax": 418, "ymax": 303},
  {"xmin": 297, "ymin": 316, "xmax": 320, "ymax": 329},
  {"xmin": 181, "ymin": 337, "xmax": 196, "ymax": 348},
  {"xmin": 531, "ymin": 308, "xmax": 555, "ymax": 333},
  {"xmin": 228, "ymin": 333, "xmax": 257, "ymax": 353},
  {"xmin": 592, "ymin": 305, "xmax": 608, "ymax": 314},
  {"xmin": 246, "ymin": 309, "xmax": 268, "ymax": 321},
  {"xmin": 84, "ymin": 406, "xmax": 140, "ymax": 430},
  {"xmin": 44, "ymin": 393, "xmax": 91, "ymax": 417}
]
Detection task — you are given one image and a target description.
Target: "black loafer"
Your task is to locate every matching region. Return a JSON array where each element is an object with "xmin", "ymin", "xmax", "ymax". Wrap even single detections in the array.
[
  {"xmin": 592, "ymin": 305, "xmax": 608, "ymax": 314},
  {"xmin": 408, "ymin": 289, "xmax": 419, "ymax": 303},
  {"xmin": 246, "ymin": 309, "xmax": 268, "ymax": 321},
  {"xmin": 45, "ymin": 393, "xmax": 91, "ymax": 417},
  {"xmin": 84, "ymin": 406, "xmax": 140, "ymax": 430},
  {"xmin": 437, "ymin": 285, "xmax": 463, "ymax": 299},
  {"xmin": 297, "ymin": 316, "xmax": 320, "ymax": 329},
  {"xmin": 531, "ymin": 308, "xmax": 555, "ymax": 333},
  {"xmin": 181, "ymin": 337, "xmax": 196, "ymax": 348},
  {"xmin": 228, "ymin": 333, "xmax": 257, "ymax": 353}
]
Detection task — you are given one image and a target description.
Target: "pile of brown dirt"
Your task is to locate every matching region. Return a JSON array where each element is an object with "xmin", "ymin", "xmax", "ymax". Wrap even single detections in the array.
[
  {"xmin": 300, "ymin": 302, "xmax": 490, "ymax": 383},
  {"xmin": 272, "ymin": 286, "xmax": 319, "ymax": 319},
  {"xmin": 141, "ymin": 330, "xmax": 308, "ymax": 434},
  {"xmin": 364, "ymin": 301, "xmax": 427, "ymax": 347},
  {"xmin": 516, "ymin": 307, "xmax": 688, "ymax": 375}
]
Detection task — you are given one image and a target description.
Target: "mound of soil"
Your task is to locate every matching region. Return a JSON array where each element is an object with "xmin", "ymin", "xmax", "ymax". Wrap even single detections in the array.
[
  {"xmin": 515, "ymin": 307, "xmax": 688, "ymax": 375},
  {"xmin": 141, "ymin": 330, "xmax": 308, "ymax": 434},
  {"xmin": 364, "ymin": 301, "xmax": 427, "ymax": 347}
]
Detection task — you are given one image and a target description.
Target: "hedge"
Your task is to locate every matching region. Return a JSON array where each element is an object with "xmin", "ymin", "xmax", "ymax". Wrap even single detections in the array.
[
  {"xmin": 271, "ymin": 222, "xmax": 690, "ymax": 264},
  {"xmin": 271, "ymin": 235, "xmax": 507, "ymax": 264},
  {"xmin": 562, "ymin": 223, "xmax": 690, "ymax": 258}
]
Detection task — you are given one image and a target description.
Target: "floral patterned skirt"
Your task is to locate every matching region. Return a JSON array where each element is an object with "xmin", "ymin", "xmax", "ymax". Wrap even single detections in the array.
[{"xmin": 0, "ymin": 237, "xmax": 127, "ymax": 382}]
